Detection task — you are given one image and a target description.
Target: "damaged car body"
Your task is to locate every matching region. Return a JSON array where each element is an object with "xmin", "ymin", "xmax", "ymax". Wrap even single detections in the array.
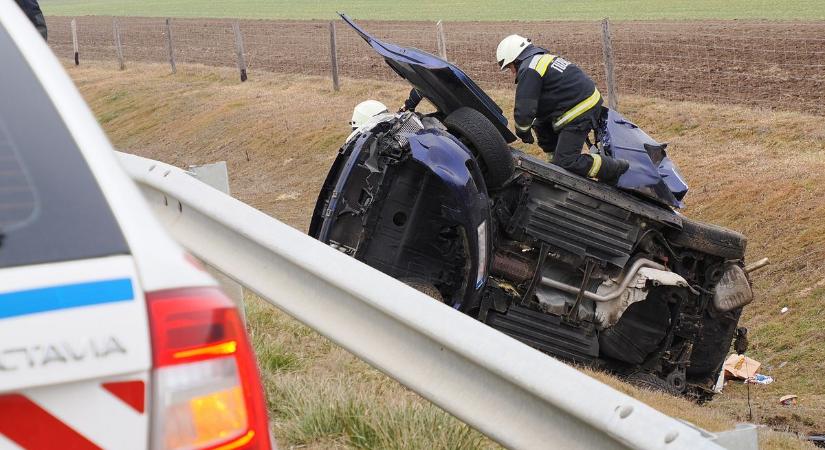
[{"xmin": 310, "ymin": 14, "xmax": 754, "ymax": 398}]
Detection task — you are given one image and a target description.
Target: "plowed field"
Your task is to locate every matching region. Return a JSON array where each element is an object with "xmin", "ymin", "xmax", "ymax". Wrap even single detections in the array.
[{"xmin": 46, "ymin": 17, "xmax": 825, "ymax": 114}]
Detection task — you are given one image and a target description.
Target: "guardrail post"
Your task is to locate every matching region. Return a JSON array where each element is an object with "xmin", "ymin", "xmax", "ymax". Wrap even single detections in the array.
[
  {"xmin": 71, "ymin": 18, "xmax": 79, "ymax": 65},
  {"xmin": 187, "ymin": 162, "xmax": 246, "ymax": 321},
  {"xmin": 601, "ymin": 18, "xmax": 618, "ymax": 110},
  {"xmin": 329, "ymin": 21, "xmax": 340, "ymax": 91},
  {"xmin": 232, "ymin": 22, "xmax": 248, "ymax": 82},
  {"xmin": 165, "ymin": 18, "xmax": 176, "ymax": 74}
]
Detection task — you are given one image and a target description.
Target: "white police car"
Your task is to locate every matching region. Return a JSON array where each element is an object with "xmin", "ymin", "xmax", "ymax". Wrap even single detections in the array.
[{"xmin": 0, "ymin": 3, "xmax": 272, "ymax": 449}]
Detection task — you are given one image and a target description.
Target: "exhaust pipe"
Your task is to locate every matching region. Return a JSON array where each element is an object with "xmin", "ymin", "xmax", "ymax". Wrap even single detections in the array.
[
  {"xmin": 744, "ymin": 257, "xmax": 770, "ymax": 274},
  {"xmin": 540, "ymin": 258, "xmax": 686, "ymax": 303}
]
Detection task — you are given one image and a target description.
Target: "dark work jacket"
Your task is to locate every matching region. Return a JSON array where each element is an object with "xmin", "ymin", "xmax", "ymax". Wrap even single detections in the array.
[
  {"xmin": 513, "ymin": 46, "xmax": 596, "ymax": 131},
  {"xmin": 15, "ymin": 0, "xmax": 48, "ymax": 40}
]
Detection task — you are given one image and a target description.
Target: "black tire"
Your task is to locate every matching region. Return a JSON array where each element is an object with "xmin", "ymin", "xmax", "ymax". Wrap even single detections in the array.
[
  {"xmin": 626, "ymin": 372, "xmax": 680, "ymax": 396},
  {"xmin": 401, "ymin": 279, "xmax": 444, "ymax": 302},
  {"xmin": 667, "ymin": 217, "xmax": 747, "ymax": 260},
  {"xmin": 443, "ymin": 107, "xmax": 515, "ymax": 189}
]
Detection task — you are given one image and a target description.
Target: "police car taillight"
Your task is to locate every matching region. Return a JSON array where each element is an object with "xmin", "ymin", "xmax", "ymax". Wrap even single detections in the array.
[{"xmin": 147, "ymin": 287, "xmax": 271, "ymax": 450}]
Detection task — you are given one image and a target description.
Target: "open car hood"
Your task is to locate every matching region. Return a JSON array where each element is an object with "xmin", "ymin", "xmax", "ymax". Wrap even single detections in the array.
[{"xmin": 340, "ymin": 13, "xmax": 517, "ymax": 143}]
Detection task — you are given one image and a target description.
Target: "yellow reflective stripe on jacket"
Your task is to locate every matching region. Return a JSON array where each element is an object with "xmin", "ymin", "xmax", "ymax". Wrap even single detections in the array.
[
  {"xmin": 535, "ymin": 54, "xmax": 556, "ymax": 77},
  {"xmin": 553, "ymin": 88, "xmax": 601, "ymax": 130},
  {"xmin": 527, "ymin": 54, "xmax": 557, "ymax": 76},
  {"xmin": 588, "ymin": 154, "xmax": 602, "ymax": 178}
]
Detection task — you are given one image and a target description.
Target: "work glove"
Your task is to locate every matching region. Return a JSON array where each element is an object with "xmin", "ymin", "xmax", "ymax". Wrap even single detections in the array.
[{"xmin": 516, "ymin": 128, "xmax": 534, "ymax": 144}]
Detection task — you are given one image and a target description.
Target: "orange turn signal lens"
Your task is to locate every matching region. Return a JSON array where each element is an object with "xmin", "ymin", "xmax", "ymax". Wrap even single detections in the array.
[
  {"xmin": 213, "ymin": 430, "xmax": 256, "ymax": 450},
  {"xmin": 188, "ymin": 386, "xmax": 248, "ymax": 447},
  {"xmin": 155, "ymin": 357, "xmax": 250, "ymax": 449},
  {"xmin": 173, "ymin": 340, "xmax": 237, "ymax": 360}
]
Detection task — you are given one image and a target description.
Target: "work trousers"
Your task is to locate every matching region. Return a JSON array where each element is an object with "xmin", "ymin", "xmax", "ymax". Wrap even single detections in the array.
[{"xmin": 534, "ymin": 112, "xmax": 598, "ymax": 177}]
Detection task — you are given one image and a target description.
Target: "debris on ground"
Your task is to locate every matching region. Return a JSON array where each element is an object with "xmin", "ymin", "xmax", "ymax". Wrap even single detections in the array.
[
  {"xmin": 746, "ymin": 374, "xmax": 774, "ymax": 385},
  {"xmin": 713, "ymin": 369, "xmax": 726, "ymax": 393},
  {"xmin": 781, "ymin": 306, "xmax": 789, "ymax": 314},
  {"xmin": 723, "ymin": 353, "xmax": 760, "ymax": 380},
  {"xmin": 779, "ymin": 395, "xmax": 798, "ymax": 406}
]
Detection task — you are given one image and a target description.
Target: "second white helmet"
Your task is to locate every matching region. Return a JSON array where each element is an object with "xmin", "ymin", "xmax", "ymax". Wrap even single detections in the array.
[
  {"xmin": 496, "ymin": 34, "xmax": 531, "ymax": 70},
  {"xmin": 350, "ymin": 100, "xmax": 389, "ymax": 129}
]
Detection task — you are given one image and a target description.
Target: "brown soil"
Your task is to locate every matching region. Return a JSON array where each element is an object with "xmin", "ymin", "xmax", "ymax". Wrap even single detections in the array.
[{"xmin": 47, "ymin": 17, "xmax": 825, "ymax": 115}]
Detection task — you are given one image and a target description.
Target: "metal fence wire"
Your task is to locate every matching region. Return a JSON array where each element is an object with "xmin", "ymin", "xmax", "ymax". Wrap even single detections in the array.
[{"xmin": 46, "ymin": 16, "xmax": 825, "ymax": 115}]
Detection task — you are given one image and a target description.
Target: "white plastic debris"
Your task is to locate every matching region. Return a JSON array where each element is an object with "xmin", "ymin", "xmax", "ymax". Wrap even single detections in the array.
[
  {"xmin": 780, "ymin": 306, "xmax": 789, "ymax": 314},
  {"xmin": 746, "ymin": 374, "xmax": 774, "ymax": 385}
]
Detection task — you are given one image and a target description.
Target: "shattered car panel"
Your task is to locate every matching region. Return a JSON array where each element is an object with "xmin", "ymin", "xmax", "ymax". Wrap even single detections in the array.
[
  {"xmin": 602, "ymin": 110, "xmax": 689, "ymax": 208},
  {"xmin": 313, "ymin": 16, "xmax": 752, "ymax": 398}
]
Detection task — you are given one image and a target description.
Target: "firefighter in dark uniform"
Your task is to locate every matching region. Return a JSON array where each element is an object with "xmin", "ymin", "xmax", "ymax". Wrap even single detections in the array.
[
  {"xmin": 496, "ymin": 35, "xmax": 628, "ymax": 184},
  {"xmin": 15, "ymin": 0, "xmax": 47, "ymax": 40}
]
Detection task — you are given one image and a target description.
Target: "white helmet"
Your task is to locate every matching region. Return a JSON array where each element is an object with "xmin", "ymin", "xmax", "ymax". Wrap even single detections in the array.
[
  {"xmin": 496, "ymin": 34, "xmax": 531, "ymax": 70},
  {"xmin": 350, "ymin": 100, "xmax": 388, "ymax": 129}
]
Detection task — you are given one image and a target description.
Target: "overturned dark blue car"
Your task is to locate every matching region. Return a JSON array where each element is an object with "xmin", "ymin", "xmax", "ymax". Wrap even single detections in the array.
[{"xmin": 310, "ymin": 15, "xmax": 754, "ymax": 398}]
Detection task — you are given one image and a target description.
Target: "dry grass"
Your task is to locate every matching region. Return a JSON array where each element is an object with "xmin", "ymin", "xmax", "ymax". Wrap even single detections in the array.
[
  {"xmin": 244, "ymin": 295, "xmax": 492, "ymax": 449},
  {"xmin": 68, "ymin": 61, "xmax": 822, "ymax": 448}
]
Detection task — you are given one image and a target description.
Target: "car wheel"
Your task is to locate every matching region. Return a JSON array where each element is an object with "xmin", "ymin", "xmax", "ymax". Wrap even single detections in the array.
[
  {"xmin": 444, "ymin": 107, "xmax": 514, "ymax": 189},
  {"xmin": 626, "ymin": 371, "xmax": 680, "ymax": 396},
  {"xmin": 667, "ymin": 217, "xmax": 747, "ymax": 260},
  {"xmin": 401, "ymin": 278, "xmax": 444, "ymax": 302}
]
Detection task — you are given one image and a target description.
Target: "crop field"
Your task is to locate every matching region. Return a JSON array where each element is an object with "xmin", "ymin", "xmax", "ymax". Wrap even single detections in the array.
[
  {"xmin": 44, "ymin": 16, "xmax": 825, "ymax": 115},
  {"xmin": 67, "ymin": 61, "xmax": 825, "ymax": 449},
  {"xmin": 39, "ymin": 0, "xmax": 825, "ymax": 21}
]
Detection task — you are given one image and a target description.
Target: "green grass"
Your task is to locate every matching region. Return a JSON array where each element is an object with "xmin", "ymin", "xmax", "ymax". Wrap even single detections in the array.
[
  {"xmin": 244, "ymin": 294, "xmax": 495, "ymax": 449},
  {"xmin": 40, "ymin": 0, "xmax": 825, "ymax": 21}
]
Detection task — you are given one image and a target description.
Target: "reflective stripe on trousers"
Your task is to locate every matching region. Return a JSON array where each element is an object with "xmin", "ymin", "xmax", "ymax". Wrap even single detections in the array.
[{"xmin": 588, "ymin": 154, "xmax": 603, "ymax": 178}]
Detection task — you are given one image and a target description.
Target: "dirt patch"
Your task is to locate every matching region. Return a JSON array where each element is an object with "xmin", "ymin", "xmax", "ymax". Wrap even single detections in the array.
[{"xmin": 47, "ymin": 16, "xmax": 825, "ymax": 114}]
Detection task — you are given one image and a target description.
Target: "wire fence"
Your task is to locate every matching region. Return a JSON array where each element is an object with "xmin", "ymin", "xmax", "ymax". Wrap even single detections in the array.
[{"xmin": 46, "ymin": 16, "xmax": 825, "ymax": 115}]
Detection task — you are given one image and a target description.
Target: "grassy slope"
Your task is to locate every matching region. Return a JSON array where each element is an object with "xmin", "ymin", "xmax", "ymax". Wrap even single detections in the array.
[
  {"xmin": 68, "ymin": 62, "xmax": 821, "ymax": 449},
  {"xmin": 41, "ymin": 0, "xmax": 825, "ymax": 21}
]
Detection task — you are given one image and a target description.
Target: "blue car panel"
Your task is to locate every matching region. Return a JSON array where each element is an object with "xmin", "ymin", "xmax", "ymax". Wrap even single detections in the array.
[
  {"xmin": 603, "ymin": 109, "xmax": 689, "ymax": 208},
  {"xmin": 340, "ymin": 13, "xmax": 517, "ymax": 144}
]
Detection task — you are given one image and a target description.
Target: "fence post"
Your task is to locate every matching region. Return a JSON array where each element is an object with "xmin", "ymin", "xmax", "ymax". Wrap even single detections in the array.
[
  {"xmin": 329, "ymin": 21, "xmax": 340, "ymax": 91},
  {"xmin": 232, "ymin": 22, "xmax": 248, "ymax": 82},
  {"xmin": 113, "ymin": 18, "xmax": 125, "ymax": 70},
  {"xmin": 436, "ymin": 20, "xmax": 447, "ymax": 61},
  {"xmin": 165, "ymin": 18, "xmax": 176, "ymax": 74},
  {"xmin": 70, "ymin": 18, "xmax": 79, "ymax": 65},
  {"xmin": 601, "ymin": 18, "xmax": 618, "ymax": 110}
]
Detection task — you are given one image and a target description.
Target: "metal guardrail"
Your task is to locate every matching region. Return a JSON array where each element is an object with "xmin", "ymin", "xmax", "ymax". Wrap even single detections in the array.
[{"xmin": 118, "ymin": 152, "xmax": 751, "ymax": 450}]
